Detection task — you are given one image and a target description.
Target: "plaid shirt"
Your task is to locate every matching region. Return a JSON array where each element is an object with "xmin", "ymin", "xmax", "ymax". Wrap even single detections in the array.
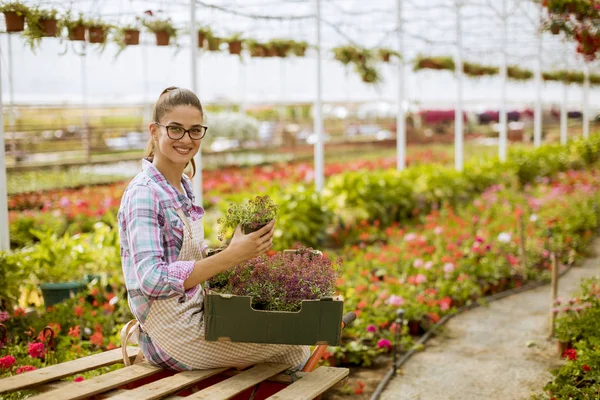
[{"xmin": 118, "ymin": 158, "xmax": 206, "ymax": 370}]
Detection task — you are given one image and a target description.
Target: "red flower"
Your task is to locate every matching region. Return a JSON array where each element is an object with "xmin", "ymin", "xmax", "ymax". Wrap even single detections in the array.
[
  {"xmin": 106, "ymin": 342, "xmax": 117, "ymax": 350},
  {"xmin": 28, "ymin": 342, "xmax": 46, "ymax": 359},
  {"xmin": 0, "ymin": 355, "xmax": 16, "ymax": 369},
  {"xmin": 562, "ymin": 348, "xmax": 577, "ymax": 361},
  {"xmin": 74, "ymin": 376, "xmax": 85, "ymax": 382},
  {"xmin": 13, "ymin": 308, "xmax": 25, "ymax": 318},
  {"xmin": 16, "ymin": 365, "xmax": 37, "ymax": 374},
  {"xmin": 68, "ymin": 325, "xmax": 80, "ymax": 339},
  {"xmin": 583, "ymin": 364, "xmax": 591, "ymax": 372},
  {"xmin": 90, "ymin": 332, "xmax": 104, "ymax": 347},
  {"xmin": 74, "ymin": 306, "xmax": 84, "ymax": 318}
]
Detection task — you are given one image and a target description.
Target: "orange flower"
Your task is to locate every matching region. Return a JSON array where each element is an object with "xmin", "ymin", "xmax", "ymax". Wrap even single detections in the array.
[
  {"xmin": 90, "ymin": 332, "xmax": 104, "ymax": 347},
  {"xmin": 357, "ymin": 301, "xmax": 368, "ymax": 310},
  {"xmin": 74, "ymin": 306, "xmax": 84, "ymax": 318}
]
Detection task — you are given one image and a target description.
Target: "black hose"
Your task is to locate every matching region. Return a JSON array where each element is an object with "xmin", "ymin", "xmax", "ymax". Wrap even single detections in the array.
[{"xmin": 369, "ymin": 266, "xmax": 572, "ymax": 400}]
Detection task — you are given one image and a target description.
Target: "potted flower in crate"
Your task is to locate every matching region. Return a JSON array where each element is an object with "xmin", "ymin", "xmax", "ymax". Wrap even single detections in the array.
[
  {"xmin": 0, "ymin": 1, "xmax": 30, "ymax": 33},
  {"xmin": 58, "ymin": 11, "xmax": 87, "ymax": 41},
  {"xmin": 217, "ymin": 195, "xmax": 279, "ymax": 241},
  {"xmin": 205, "ymin": 246, "xmax": 344, "ymax": 345},
  {"xmin": 22, "ymin": 7, "xmax": 59, "ymax": 50},
  {"xmin": 142, "ymin": 11, "xmax": 176, "ymax": 46}
]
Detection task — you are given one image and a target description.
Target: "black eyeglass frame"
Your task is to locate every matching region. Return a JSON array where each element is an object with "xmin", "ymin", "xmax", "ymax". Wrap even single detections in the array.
[{"xmin": 153, "ymin": 122, "xmax": 208, "ymax": 140}]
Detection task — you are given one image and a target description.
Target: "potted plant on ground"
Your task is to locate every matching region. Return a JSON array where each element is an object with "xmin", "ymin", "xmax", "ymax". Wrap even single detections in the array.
[
  {"xmin": 22, "ymin": 7, "xmax": 59, "ymax": 49},
  {"xmin": 0, "ymin": 1, "xmax": 29, "ymax": 33},
  {"xmin": 59, "ymin": 11, "xmax": 87, "ymax": 41},
  {"xmin": 142, "ymin": 12, "xmax": 176, "ymax": 46},
  {"xmin": 217, "ymin": 195, "xmax": 279, "ymax": 241},
  {"xmin": 225, "ymin": 32, "xmax": 243, "ymax": 55}
]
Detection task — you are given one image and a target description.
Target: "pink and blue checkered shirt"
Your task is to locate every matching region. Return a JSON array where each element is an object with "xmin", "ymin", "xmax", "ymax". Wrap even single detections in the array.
[{"xmin": 118, "ymin": 158, "xmax": 207, "ymax": 370}]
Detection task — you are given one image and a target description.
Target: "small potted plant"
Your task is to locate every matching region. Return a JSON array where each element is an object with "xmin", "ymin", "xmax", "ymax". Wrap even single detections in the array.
[
  {"xmin": 266, "ymin": 39, "xmax": 291, "ymax": 57},
  {"xmin": 354, "ymin": 63, "xmax": 382, "ymax": 84},
  {"xmin": 114, "ymin": 22, "xmax": 140, "ymax": 47},
  {"xmin": 332, "ymin": 45, "xmax": 362, "ymax": 65},
  {"xmin": 197, "ymin": 26, "xmax": 212, "ymax": 48},
  {"xmin": 225, "ymin": 32, "xmax": 243, "ymax": 55},
  {"xmin": 0, "ymin": 1, "xmax": 30, "ymax": 33},
  {"xmin": 507, "ymin": 65, "xmax": 534, "ymax": 81},
  {"xmin": 290, "ymin": 40, "xmax": 308, "ymax": 57},
  {"xmin": 246, "ymin": 39, "xmax": 267, "ymax": 57},
  {"xmin": 217, "ymin": 195, "xmax": 279, "ymax": 241},
  {"xmin": 142, "ymin": 11, "xmax": 176, "ymax": 46},
  {"xmin": 22, "ymin": 7, "xmax": 59, "ymax": 50},
  {"xmin": 413, "ymin": 55, "xmax": 455, "ymax": 71},
  {"xmin": 87, "ymin": 19, "xmax": 111, "ymax": 44},
  {"xmin": 59, "ymin": 11, "xmax": 87, "ymax": 41},
  {"xmin": 205, "ymin": 31, "xmax": 222, "ymax": 52},
  {"xmin": 377, "ymin": 48, "xmax": 401, "ymax": 63}
]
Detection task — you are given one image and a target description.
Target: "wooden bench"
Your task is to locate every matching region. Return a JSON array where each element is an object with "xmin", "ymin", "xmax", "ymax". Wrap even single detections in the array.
[{"xmin": 0, "ymin": 347, "xmax": 349, "ymax": 400}]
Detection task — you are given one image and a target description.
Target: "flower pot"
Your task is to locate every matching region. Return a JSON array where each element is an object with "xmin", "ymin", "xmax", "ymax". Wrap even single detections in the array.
[
  {"xmin": 40, "ymin": 18, "xmax": 58, "ymax": 37},
  {"xmin": 68, "ymin": 25, "xmax": 86, "ymax": 41},
  {"xmin": 197, "ymin": 32, "xmax": 205, "ymax": 48},
  {"xmin": 242, "ymin": 222, "xmax": 268, "ymax": 235},
  {"xmin": 3, "ymin": 11, "xmax": 25, "ymax": 32},
  {"xmin": 123, "ymin": 29, "xmax": 140, "ymax": 45},
  {"xmin": 418, "ymin": 60, "xmax": 439, "ymax": 70},
  {"xmin": 155, "ymin": 31, "xmax": 170, "ymax": 46},
  {"xmin": 381, "ymin": 53, "xmax": 391, "ymax": 63},
  {"xmin": 207, "ymin": 38, "xmax": 221, "ymax": 52},
  {"xmin": 228, "ymin": 40, "xmax": 242, "ymax": 55},
  {"xmin": 250, "ymin": 46, "xmax": 266, "ymax": 57},
  {"xmin": 88, "ymin": 26, "xmax": 106, "ymax": 43},
  {"xmin": 39, "ymin": 281, "xmax": 86, "ymax": 306},
  {"xmin": 550, "ymin": 24, "xmax": 560, "ymax": 35}
]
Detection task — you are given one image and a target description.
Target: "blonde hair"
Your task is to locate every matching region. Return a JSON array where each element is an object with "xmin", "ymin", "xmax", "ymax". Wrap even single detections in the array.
[{"xmin": 145, "ymin": 86, "xmax": 204, "ymax": 178}]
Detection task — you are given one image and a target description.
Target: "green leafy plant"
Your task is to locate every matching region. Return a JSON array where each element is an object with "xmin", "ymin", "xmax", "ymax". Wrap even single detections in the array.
[
  {"xmin": 376, "ymin": 48, "xmax": 401, "ymax": 63},
  {"xmin": 0, "ymin": 1, "xmax": 29, "ymax": 15},
  {"xmin": 413, "ymin": 55, "xmax": 455, "ymax": 71},
  {"xmin": 21, "ymin": 7, "xmax": 59, "ymax": 50},
  {"xmin": 245, "ymin": 39, "xmax": 267, "ymax": 57},
  {"xmin": 507, "ymin": 65, "xmax": 534, "ymax": 81},
  {"xmin": 463, "ymin": 61, "xmax": 499, "ymax": 77},
  {"xmin": 225, "ymin": 32, "xmax": 243, "ymax": 55},
  {"xmin": 291, "ymin": 40, "xmax": 308, "ymax": 57},
  {"xmin": 217, "ymin": 195, "xmax": 279, "ymax": 241},
  {"xmin": 142, "ymin": 14, "xmax": 177, "ymax": 38},
  {"xmin": 58, "ymin": 11, "xmax": 87, "ymax": 39}
]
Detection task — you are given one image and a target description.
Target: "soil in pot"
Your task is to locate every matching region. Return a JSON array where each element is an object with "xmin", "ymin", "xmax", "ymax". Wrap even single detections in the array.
[
  {"xmin": 3, "ymin": 11, "xmax": 25, "ymax": 32},
  {"xmin": 40, "ymin": 18, "xmax": 58, "ymax": 37},
  {"xmin": 124, "ymin": 29, "xmax": 140, "ymax": 45},
  {"xmin": 242, "ymin": 222, "xmax": 268, "ymax": 235},
  {"xmin": 68, "ymin": 25, "xmax": 86, "ymax": 41},
  {"xmin": 155, "ymin": 31, "xmax": 170, "ymax": 46}
]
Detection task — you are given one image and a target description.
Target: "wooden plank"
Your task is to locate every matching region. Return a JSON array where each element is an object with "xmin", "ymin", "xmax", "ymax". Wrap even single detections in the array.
[
  {"xmin": 186, "ymin": 363, "xmax": 290, "ymax": 400},
  {"xmin": 266, "ymin": 367, "xmax": 349, "ymax": 400},
  {"xmin": 0, "ymin": 347, "xmax": 140, "ymax": 395},
  {"xmin": 28, "ymin": 362, "xmax": 161, "ymax": 400},
  {"xmin": 106, "ymin": 368, "xmax": 228, "ymax": 400}
]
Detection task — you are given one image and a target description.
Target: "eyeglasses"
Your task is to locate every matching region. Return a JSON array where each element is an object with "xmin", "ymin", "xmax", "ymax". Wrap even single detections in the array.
[{"xmin": 153, "ymin": 122, "xmax": 208, "ymax": 140}]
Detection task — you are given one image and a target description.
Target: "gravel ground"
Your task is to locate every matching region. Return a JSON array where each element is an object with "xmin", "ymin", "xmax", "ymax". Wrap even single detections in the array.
[{"xmin": 380, "ymin": 238, "xmax": 600, "ymax": 400}]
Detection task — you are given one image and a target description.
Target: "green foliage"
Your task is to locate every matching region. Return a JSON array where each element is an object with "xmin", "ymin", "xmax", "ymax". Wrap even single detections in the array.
[
  {"xmin": 21, "ymin": 7, "xmax": 59, "ymax": 50},
  {"xmin": 0, "ymin": 252, "xmax": 29, "ymax": 310},
  {"xmin": 0, "ymin": 1, "xmax": 29, "ymax": 15},
  {"xmin": 142, "ymin": 15, "xmax": 176, "ymax": 37},
  {"xmin": 217, "ymin": 195, "xmax": 279, "ymax": 241}
]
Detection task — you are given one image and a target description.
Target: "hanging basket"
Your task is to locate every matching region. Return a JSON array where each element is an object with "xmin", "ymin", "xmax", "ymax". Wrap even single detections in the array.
[
  {"xmin": 68, "ymin": 24, "xmax": 86, "ymax": 41},
  {"xmin": 3, "ymin": 11, "xmax": 25, "ymax": 32},
  {"xmin": 155, "ymin": 31, "xmax": 170, "ymax": 46},
  {"xmin": 207, "ymin": 37, "xmax": 221, "ymax": 52},
  {"xmin": 228, "ymin": 40, "xmax": 242, "ymax": 55},
  {"xmin": 123, "ymin": 29, "xmax": 140, "ymax": 45},
  {"xmin": 88, "ymin": 26, "xmax": 106, "ymax": 43},
  {"xmin": 40, "ymin": 18, "xmax": 58, "ymax": 37}
]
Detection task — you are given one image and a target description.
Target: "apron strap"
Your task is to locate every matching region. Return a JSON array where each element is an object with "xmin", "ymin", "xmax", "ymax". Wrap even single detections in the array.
[
  {"xmin": 175, "ymin": 208, "xmax": 194, "ymax": 239},
  {"xmin": 120, "ymin": 319, "xmax": 144, "ymax": 366}
]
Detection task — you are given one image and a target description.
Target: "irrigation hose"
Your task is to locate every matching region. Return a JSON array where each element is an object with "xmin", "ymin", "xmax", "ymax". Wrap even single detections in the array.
[{"xmin": 369, "ymin": 265, "xmax": 574, "ymax": 400}]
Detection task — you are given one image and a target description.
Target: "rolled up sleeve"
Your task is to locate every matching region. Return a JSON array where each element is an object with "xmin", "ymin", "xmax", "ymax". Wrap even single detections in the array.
[{"xmin": 123, "ymin": 185, "xmax": 197, "ymax": 301}]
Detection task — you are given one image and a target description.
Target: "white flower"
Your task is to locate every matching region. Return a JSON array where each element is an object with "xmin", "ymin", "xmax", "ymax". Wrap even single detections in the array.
[
  {"xmin": 529, "ymin": 214, "xmax": 538, "ymax": 222},
  {"xmin": 84, "ymin": 327, "xmax": 92, "ymax": 336},
  {"xmin": 497, "ymin": 232, "xmax": 512, "ymax": 243}
]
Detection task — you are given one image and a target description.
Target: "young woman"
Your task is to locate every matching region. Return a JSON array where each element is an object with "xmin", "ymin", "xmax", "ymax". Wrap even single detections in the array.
[{"xmin": 118, "ymin": 87, "xmax": 309, "ymax": 371}]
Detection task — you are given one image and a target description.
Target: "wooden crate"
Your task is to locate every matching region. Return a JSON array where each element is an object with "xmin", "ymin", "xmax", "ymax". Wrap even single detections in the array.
[{"xmin": 0, "ymin": 347, "xmax": 349, "ymax": 400}]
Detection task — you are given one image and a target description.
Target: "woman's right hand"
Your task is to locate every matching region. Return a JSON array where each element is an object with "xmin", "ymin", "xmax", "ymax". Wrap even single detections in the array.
[{"xmin": 225, "ymin": 220, "xmax": 275, "ymax": 264}]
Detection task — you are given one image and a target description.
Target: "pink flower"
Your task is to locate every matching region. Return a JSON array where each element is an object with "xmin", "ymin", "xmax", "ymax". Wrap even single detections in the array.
[
  {"xmin": 404, "ymin": 233, "xmax": 417, "ymax": 242},
  {"xmin": 443, "ymin": 263, "xmax": 455, "ymax": 273},
  {"xmin": 424, "ymin": 261, "xmax": 433, "ymax": 270},
  {"xmin": 415, "ymin": 274, "xmax": 427, "ymax": 284},
  {"xmin": 16, "ymin": 365, "xmax": 37, "ymax": 374},
  {"xmin": 377, "ymin": 339, "xmax": 392, "ymax": 349},
  {"xmin": 433, "ymin": 226, "xmax": 443, "ymax": 235},
  {"xmin": 28, "ymin": 342, "xmax": 46, "ymax": 359},
  {"xmin": 386, "ymin": 295, "xmax": 405, "ymax": 306},
  {"xmin": 74, "ymin": 376, "xmax": 85, "ymax": 382},
  {"xmin": 0, "ymin": 355, "xmax": 16, "ymax": 369},
  {"xmin": 0, "ymin": 311, "xmax": 9, "ymax": 322},
  {"xmin": 366, "ymin": 325, "xmax": 377, "ymax": 333},
  {"xmin": 413, "ymin": 259, "xmax": 424, "ymax": 268}
]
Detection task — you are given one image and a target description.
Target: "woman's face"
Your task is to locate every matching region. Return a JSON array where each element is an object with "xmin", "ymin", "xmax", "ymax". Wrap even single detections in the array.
[{"xmin": 150, "ymin": 105, "xmax": 203, "ymax": 168}]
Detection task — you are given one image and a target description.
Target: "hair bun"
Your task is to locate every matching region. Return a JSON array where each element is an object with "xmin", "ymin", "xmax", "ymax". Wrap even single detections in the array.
[{"xmin": 160, "ymin": 86, "xmax": 179, "ymax": 96}]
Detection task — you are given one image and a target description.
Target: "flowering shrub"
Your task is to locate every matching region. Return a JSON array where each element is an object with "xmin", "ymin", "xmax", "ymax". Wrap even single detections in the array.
[
  {"xmin": 217, "ymin": 195, "xmax": 279, "ymax": 241},
  {"xmin": 208, "ymin": 246, "xmax": 341, "ymax": 312}
]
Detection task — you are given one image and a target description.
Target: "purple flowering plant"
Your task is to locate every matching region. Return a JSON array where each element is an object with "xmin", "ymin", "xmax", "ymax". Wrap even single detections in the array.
[
  {"xmin": 217, "ymin": 195, "xmax": 279, "ymax": 241},
  {"xmin": 208, "ymin": 246, "xmax": 341, "ymax": 312}
]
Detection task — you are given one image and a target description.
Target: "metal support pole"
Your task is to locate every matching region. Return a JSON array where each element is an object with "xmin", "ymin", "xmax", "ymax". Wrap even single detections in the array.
[
  {"xmin": 190, "ymin": 0, "xmax": 203, "ymax": 206},
  {"xmin": 499, "ymin": 0, "xmax": 508, "ymax": 162},
  {"xmin": 396, "ymin": 0, "xmax": 406, "ymax": 171},
  {"xmin": 583, "ymin": 63, "xmax": 590, "ymax": 139},
  {"xmin": 454, "ymin": 1, "xmax": 464, "ymax": 171},
  {"xmin": 0, "ymin": 38, "xmax": 9, "ymax": 250},
  {"xmin": 7, "ymin": 34, "xmax": 16, "ymax": 164},
  {"xmin": 81, "ymin": 44, "xmax": 90, "ymax": 163},
  {"xmin": 533, "ymin": 4, "xmax": 543, "ymax": 147},
  {"xmin": 560, "ymin": 81, "xmax": 568, "ymax": 145},
  {"xmin": 314, "ymin": 0, "xmax": 324, "ymax": 192}
]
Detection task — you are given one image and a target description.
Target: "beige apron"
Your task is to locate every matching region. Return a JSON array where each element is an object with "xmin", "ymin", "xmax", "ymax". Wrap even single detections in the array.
[{"xmin": 122, "ymin": 207, "xmax": 309, "ymax": 370}]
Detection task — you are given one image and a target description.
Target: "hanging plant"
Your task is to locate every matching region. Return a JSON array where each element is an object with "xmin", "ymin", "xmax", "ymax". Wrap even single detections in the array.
[
  {"xmin": 59, "ymin": 12, "xmax": 87, "ymax": 41},
  {"xmin": 354, "ymin": 63, "xmax": 381, "ymax": 84},
  {"xmin": 113, "ymin": 23, "xmax": 141, "ymax": 51},
  {"xmin": 590, "ymin": 73, "xmax": 600, "ymax": 86},
  {"xmin": 87, "ymin": 19, "xmax": 111, "ymax": 45},
  {"xmin": 0, "ymin": 1, "xmax": 30, "ymax": 33},
  {"xmin": 332, "ymin": 45, "xmax": 363, "ymax": 65},
  {"xmin": 22, "ymin": 7, "xmax": 59, "ymax": 50},
  {"xmin": 376, "ymin": 48, "xmax": 401, "ymax": 63},
  {"xmin": 246, "ymin": 39, "xmax": 267, "ymax": 57},
  {"xmin": 266, "ymin": 39, "xmax": 292, "ymax": 58},
  {"xmin": 463, "ymin": 61, "xmax": 499, "ymax": 77},
  {"xmin": 291, "ymin": 40, "xmax": 308, "ymax": 57},
  {"xmin": 225, "ymin": 33, "xmax": 243, "ymax": 55},
  {"xmin": 197, "ymin": 26, "xmax": 212, "ymax": 49},
  {"xmin": 142, "ymin": 11, "xmax": 177, "ymax": 47},
  {"xmin": 542, "ymin": 70, "xmax": 585, "ymax": 85},
  {"xmin": 507, "ymin": 65, "xmax": 534, "ymax": 81},
  {"xmin": 413, "ymin": 55, "xmax": 455, "ymax": 71},
  {"xmin": 205, "ymin": 32, "xmax": 222, "ymax": 52}
]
